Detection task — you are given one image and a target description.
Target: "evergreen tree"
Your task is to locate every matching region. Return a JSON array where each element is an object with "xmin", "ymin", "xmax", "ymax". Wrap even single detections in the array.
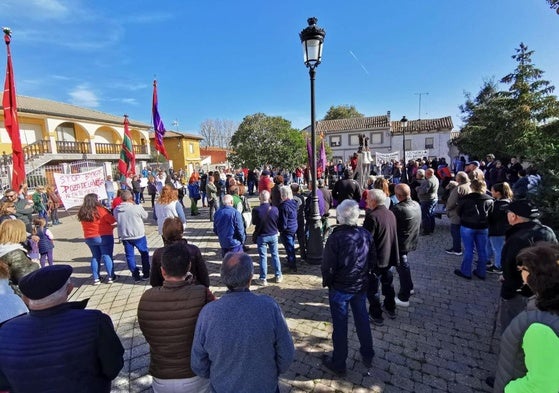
[
  {"xmin": 455, "ymin": 80, "xmax": 510, "ymax": 159},
  {"xmin": 499, "ymin": 43, "xmax": 559, "ymax": 157}
]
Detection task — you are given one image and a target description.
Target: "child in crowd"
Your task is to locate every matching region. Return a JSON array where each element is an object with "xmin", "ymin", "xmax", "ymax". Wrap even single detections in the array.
[{"xmin": 32, "ymin": 218, "xmax": 55, "ymax": 267}]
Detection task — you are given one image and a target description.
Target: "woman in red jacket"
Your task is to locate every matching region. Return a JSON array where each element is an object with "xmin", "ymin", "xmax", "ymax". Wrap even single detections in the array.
[{"xmin": 77, "ymin": 194, "xmax": 116, "ymax": 285}]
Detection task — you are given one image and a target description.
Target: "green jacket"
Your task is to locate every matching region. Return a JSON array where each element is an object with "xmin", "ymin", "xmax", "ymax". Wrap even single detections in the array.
[{"xmin": 0, "ymin": 246, "xmax": 40, "ymax": 285}]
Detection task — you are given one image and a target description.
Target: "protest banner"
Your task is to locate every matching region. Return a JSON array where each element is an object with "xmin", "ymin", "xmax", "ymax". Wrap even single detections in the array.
[
  {"xmin": 405, "ymin": 150, "xmax": 429, "ymax": 162},
  {"xmin": 53, "ymin": 167, "xmax": 107, "ymax": 209},
  {"xmin": 374, "ymin": 151, "xmax": 400, "ymax": 167}
]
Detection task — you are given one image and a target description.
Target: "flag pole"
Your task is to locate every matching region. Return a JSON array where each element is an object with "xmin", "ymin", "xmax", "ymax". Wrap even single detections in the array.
[{"xmin": 2, "ymin": 27, "xmax": 26, "ymax": 190}]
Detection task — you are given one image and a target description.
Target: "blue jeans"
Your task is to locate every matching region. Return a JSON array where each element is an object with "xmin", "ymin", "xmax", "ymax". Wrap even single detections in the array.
[
  {"xmin": 134, "ymin": 192, "xmax": 141, "ymax": 205},
  {"xmin": 257, "ymin": 234, "xmax": 282, "ymax": 280},
  {"xmin": 487, "ymin": 235, "xmax": 505, "ymax": 268},
  {"xmin": 420, "ymin": 199, "xmax": 437, "ymax": 233},
  {"xmin": 123, "ymin": 236, "xmax": 150, "ymax": 276},
  {"xmin": 450, "ymin": 223, "xmax": 462, "ymax": 252},
  {"xmin": 367, "ymin": 267, "xmax": 396, "ymax": 319},
  {"xmin": 460, "ymin": 226, "xmax": 488, "ymax": 278},
  {"xmin": 396, "ymin": 254, "xmax": 413, "ymax": 301},
  {"xmin": 280, "ymin": 232, "xmax": 296, "ymax": 268},
  {"xmin": 328, "ymin": 289, "xmax": 374, "ymax": 370},
  {"xmin": 106, "ymin": 191, "xmax": 115, "ymax": 207},
  {"xmin": 85, "ymin": 235, "xmax": 114, "ymax": 280}
]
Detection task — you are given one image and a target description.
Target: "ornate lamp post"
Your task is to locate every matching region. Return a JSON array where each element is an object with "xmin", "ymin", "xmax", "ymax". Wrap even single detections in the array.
[
  {"xmin": 300, "ymin": 17, "xmax": 325, "ymax": 265},
  {"xmin": 400, "ymin": 116, "xmax": 408, "ymax": 183}
]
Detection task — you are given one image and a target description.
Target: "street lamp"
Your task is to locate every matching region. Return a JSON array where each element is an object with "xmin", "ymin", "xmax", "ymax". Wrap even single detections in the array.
[
  {"xmin": 400, "ymin": 115, "xmax": 408, "ymax": 183},
  {"xmin": 300, "ymin": 17, "xmax": 325, "ymax": 265}
]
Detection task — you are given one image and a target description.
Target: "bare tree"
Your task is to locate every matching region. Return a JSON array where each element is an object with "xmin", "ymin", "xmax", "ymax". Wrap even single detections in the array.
[{"xmin": 199, "ymin": 119, "xmax": 238, "ymax": 148}]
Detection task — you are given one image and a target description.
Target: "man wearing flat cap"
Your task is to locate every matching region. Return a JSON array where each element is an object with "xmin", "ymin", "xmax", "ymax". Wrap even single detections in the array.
[
  {"xmin": 499, "ymin": 200, "xmax": 557, "ymax": 332},
  {"xmin": 0, "ymin": 265, "xmax": 124, "ymax": 393}
]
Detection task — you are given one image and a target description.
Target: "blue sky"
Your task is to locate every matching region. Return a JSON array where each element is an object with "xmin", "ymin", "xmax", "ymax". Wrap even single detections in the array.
[{"xmin": 2, "ymin": 0, "xmax": 559, "ymax": 133}]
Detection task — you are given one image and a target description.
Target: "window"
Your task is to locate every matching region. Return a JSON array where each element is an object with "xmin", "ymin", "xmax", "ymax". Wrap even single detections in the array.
[
  {"xmin": 425, "ymin": 137, "xmax": 434, "ymax": 149},
  {"xmin": 189, "ymin": 143, "xmax": 194, "ymax": 153},
  {"xmin": 330, "ymin": 135, "xmax": 341, "ymax": 147},
  {"xmin": 349, "ymin": 134, "xmax": 360, "ymax": 146},
  {"xmin": 55, "ymin": 123, "xmax": 76, "ymax": 142},
  {"xmin": 370, "ymin": 132, "xmax": 383, "ymax": 145}
]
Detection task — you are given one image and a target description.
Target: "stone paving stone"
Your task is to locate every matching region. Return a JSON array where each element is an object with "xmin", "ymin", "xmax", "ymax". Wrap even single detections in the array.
[{"xmin": 47, "ymin": 202, "xmax": 501, "ymax": 392}]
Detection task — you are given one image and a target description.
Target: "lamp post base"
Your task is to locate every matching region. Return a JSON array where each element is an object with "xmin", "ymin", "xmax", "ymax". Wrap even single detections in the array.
[{"xmin": 306, "ymin": 217, "xmax": 323, "ymax": 265}]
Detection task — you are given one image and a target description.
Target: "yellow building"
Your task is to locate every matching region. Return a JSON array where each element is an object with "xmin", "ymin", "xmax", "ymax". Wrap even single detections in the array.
[
  {"xmin": 150, "ymin": 130, "xmax": 204, "ymax": 174},
  {"xmin": 1, "ymin": 95, "xmax": 152, "ymax": 166}
]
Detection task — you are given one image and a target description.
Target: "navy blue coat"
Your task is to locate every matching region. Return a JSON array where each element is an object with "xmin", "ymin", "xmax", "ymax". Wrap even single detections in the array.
[
  {"xmin": 322, "ymin": 225, "xmax": 376, "ymax": 293},
  {"xmin": 278, "ymin": 199, "xmax": 298, "ymax": 236},
  {"xmin": 0, "ymin": 302, "xmax": 124, "ymax": 393}
]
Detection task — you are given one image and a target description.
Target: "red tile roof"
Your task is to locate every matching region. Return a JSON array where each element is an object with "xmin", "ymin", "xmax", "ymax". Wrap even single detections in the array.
[
  {"xmin": 313, "ymin": 115, "xmax": 391, "ymax": 133},
  {"xmin": 391, "ymin": 116, "xmax": 453, "ymax": 134}
]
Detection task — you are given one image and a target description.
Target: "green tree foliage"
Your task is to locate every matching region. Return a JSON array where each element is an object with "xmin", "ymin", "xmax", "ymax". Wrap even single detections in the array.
[
  {"xmin": 455, "ymin": 80, "xmax": 510, "ymax": 158},
  {"xmin": 499, "ymin": 43, "xmax": 559, "ymax": 156},
  {"xmin": 228, "ymin": 113, "xmax": 306, "ymax": 170},
  {"xmin": 456, "ymin": 43, "xmax": 559, "ymax": 159},
  {"xmin": 457, "ymin": 43, "xmax": 559, "ymax": 231},
  {"xmin": 322, "ymin": 105, "xmax": 364, "ymax": 120}
]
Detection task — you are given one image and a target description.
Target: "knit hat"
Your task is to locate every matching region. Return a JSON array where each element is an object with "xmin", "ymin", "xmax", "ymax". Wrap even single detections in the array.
[
  {"xmin": 467, "ymin": 160, "xmax": 480, "ymax": 167},
  {"xmin": 18, "ymin": 265, "xmax": 72, "ymax": 300}
]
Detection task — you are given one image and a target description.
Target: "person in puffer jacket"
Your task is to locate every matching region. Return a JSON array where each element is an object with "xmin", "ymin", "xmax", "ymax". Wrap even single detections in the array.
[
  {"xmin": 493, "ymin": 242, "xmax": 559, "ymax": 393},
  {"xmin": 455, "ymin": 178, "xmax": 494, "ymax": 280}
]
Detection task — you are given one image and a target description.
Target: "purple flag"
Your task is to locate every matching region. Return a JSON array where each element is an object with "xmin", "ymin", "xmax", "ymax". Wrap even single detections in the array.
[
  {"xmin": 306, "ymin": 137, "xmax": 313, "ymax": 171},
  {"xmin": 152, "ymin": 80, "xmax": 168, "ymax": 159},
  {"xmin": 318, "ymin": 139, "xmax": 327, "ymax": 173}
]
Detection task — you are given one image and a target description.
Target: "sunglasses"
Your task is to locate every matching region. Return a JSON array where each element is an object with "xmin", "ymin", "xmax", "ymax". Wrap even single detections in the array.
[{"xmin": 517, "ymin": 266, "xmax": 529, "ymax": 273}]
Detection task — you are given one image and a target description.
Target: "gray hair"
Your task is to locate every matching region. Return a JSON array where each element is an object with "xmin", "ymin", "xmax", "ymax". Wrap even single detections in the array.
[
  {"xmin": 416, "ymin": 169, "xmax": 425, "ymax": 178},
  {"xmin": 121, "ymin": 189, "xmax": 133, "ymax": 201},
  {"xmin": 336, "ymin": 199, "xmax": 360, "ymax": 226},
  {"xmin": 222, "ymin": 194, "xmax": 234, "ymax": 206},
  {"xmin": 27, "ymin": 278, "xmax": 71, "ymax": 309},
  {"xmin": 221, "ymin": 252, "xmax": 254, "ymax": 290},
  {"xmin": 280, "ymin": 186, "xmax": 293, "ymax": 200},
  {"xmin": 367, "ymin": 189, "xmax": 387, "ymax": 205},
  {"xmin": 259, "ymin": 190, "xmax": 270, "ymax": 203}
]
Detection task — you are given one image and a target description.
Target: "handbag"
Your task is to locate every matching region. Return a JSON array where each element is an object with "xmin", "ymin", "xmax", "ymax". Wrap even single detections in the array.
[{"xmin": 252, "ymin": 205, "xmax": 271, "ymax": 243}]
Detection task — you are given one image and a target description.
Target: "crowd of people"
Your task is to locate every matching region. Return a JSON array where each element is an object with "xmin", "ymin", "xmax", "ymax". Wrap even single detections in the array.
[{"xmin": 0, "ymin": 150, "xmax": 558, "ymax": 392}]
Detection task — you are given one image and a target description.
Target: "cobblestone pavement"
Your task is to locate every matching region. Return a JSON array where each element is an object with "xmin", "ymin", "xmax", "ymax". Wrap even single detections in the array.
[{"xmin": 49, "ymin": 201, "xmax": 500, "ymax": 393}]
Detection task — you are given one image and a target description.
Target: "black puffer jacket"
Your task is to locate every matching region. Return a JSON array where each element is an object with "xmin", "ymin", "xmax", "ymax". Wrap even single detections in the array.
[
  {"xmin": 457, "ymin": 192, "xmax": 494, "ymax": 229},
  {"xmin": 321, "ymin": 225, "xmax": 376, "ymax": 293}
]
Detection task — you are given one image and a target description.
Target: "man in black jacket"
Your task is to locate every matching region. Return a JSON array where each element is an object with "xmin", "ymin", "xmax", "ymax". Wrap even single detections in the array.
[
  {"xmin": 363, "ymin": 189, "xmax": 400, "ymax": 326},
  {"xmin": 499, "ymin": 200, "xmax": 557, "ymax": 331},
  {"xmin": 332, "ymin": 169, "xmax": 362, "ymax": 205},
  {"xmin": 0, "ymin": 265, "xmax": 124, "ymax": 393},
  {"xmin": 321, "ymin": 200, "xmax": 376, "ymax": 376},
  {"xmin": 391, "ymin": 184, "xmax": 421, "ymax": 307}
]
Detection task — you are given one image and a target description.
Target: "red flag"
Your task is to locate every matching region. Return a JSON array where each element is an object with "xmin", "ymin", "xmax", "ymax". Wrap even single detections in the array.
[
  {"xmin": 152, "ymin": 80, "xmax": 168, "ymax": 158},
  {"xmin": 117, "ymin": 115, "xmax": 136, "ymax": 175},
  {"xmin": 2, "ymin": 28, "xmax": 25, "ymax": 190}
]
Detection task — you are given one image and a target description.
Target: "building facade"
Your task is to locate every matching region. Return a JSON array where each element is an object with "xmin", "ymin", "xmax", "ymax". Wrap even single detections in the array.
[
  {"xmin": 149, "ymin": 130, "xmax": 204, "ymax": 175},
  {"xmin": 0, "ymin": 96, "xmax": 152, "ymax": 178},
  {"xmin": 307, "ymin": 113, "xmax": 454, "ymax": 164}
]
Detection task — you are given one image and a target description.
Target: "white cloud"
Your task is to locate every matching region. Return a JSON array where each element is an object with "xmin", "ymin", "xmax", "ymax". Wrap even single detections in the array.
[
  {"xmin": 69, "ymin": 84, "xmax": 99, "ymax": 108},
  {"xmin": 119, "ymin": 98, "xmax": 138, "ymax": 105},
  {"xmin": 1, "ymin": 0, "xmax": 70, "ymax": 20}
]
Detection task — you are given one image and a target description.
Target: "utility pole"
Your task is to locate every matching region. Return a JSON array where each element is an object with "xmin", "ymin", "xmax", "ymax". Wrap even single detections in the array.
[{"xmin": 414, "ymin": 92, "xmax": 429, "ymax": 120}]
